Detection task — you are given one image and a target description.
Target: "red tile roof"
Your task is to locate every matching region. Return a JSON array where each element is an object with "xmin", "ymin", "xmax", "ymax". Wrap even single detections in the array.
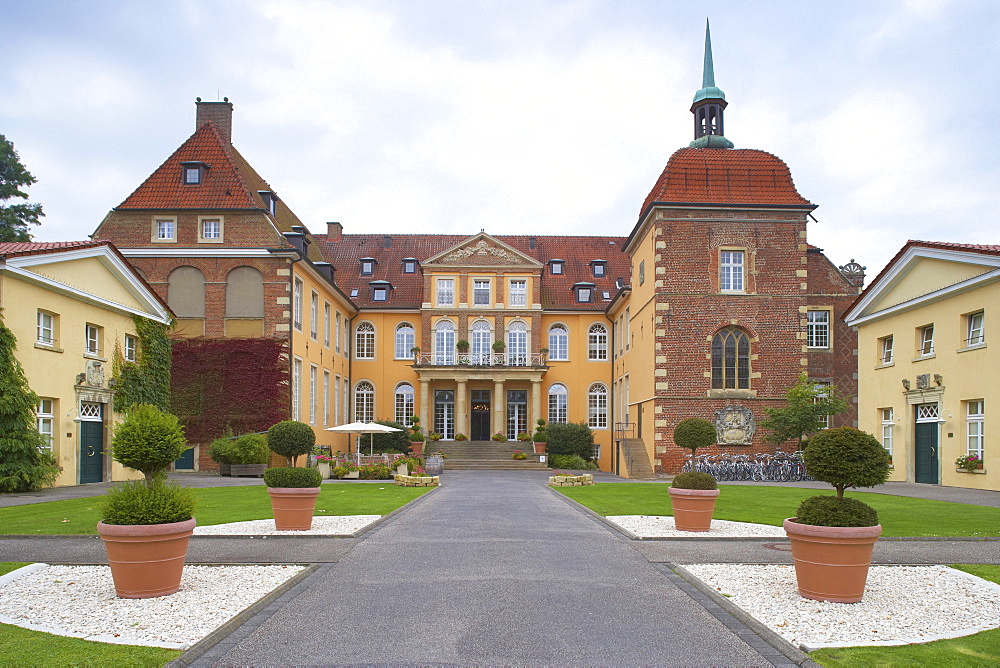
[
  {"xmin": 0, "ymin": 240, "xmax": 107, "ymax": 257},
  {"xmin": 639, "ymin": 148, "xmax": 814, "ymax": 217},
  {"xmin": 116, "ymin": 122, "xmax": 263, "ymax": 211},
  {"xmin": 312, "ymin": 233, "xmax": 629, "ymax": 310}
]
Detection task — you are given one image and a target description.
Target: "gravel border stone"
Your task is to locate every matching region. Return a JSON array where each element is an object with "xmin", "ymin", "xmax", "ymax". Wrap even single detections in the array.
[
  {"xmin": 607, "ymin": 515, "xmax": 787, "ymax": 538},
  {"xmin": 682, "ymin": 564, "xmax": 1000, "ymax": 651},
  {"xmin": 193, "ymin": 515, "xmax": 381, "ymax": 536}
]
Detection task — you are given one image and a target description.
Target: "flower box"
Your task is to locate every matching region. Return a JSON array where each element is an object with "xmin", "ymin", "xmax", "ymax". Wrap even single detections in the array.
[{"xmin": 956, "ymin": 467, "xmax": 987, "ymax": 474}]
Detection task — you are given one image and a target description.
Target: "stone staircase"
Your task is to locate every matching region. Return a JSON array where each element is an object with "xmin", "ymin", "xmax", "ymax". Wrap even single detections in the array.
[
  {"xmin": 431, "ymin": 440, "xmax": 550, "ymax": 471},
  {"xmin": 618, "ymin": 438, "xmax": 657, "ymax": 479}
]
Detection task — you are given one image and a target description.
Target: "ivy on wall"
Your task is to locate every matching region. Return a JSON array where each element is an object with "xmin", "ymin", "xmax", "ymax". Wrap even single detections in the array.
[
  {"xmin": 170, "ymin": 337, "xmax": 289, "ymax": 444},
  {"xmin": 112, "ymin": 315, "xmax": 172, "ymax": 412}
]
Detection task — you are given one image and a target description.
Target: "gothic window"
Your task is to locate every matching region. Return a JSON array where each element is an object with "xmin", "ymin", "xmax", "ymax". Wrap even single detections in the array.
[{"xmin": 711, "ymin": 326, "xmax": 750, "ymax": 389}]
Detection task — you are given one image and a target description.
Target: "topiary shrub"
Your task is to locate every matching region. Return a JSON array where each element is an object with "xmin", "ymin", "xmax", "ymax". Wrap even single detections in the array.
[
  {"xmin": 263, "ymin": 466, "xmax": 322, "ymax": 488},
  {"xmin": 100, "ymin": 478, "xmax": 195, "ymax": 526},
  {"xmin": 803, "ymin": 427, "xmax": 891, "ymax": 500},
  {"xmin": 230, "ymin": 433, "xmax": 269, "ymax": 465},
  {"xmin": 671, "ymin": 471, "xmax": 718, "ymax": 490},
  {"xmin": 673, "ymin": 418, "xmax": 716, "ymax": 471},
  {"xmin": 267, "ymin": 421, "xmax": 315, "ymax": 466},
  {"xmin": 110, "ymin": 404, "xmax": 189, "ymax": 485},
  {"xmin": 795, "ymin": 495, "xmax": 879, "ymax": 528},
  {"xmin": 208, "ymin": 431, "xmax": 234, "ymax": 465},
  {"xmin": 547, "ymin": 422, "xmax": 595, "ymax": 460}
]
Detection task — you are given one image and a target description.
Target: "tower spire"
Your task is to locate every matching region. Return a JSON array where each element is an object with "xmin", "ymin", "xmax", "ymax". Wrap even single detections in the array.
[{"xmin": 690, "ymin": 19, "xmax": 734, "ymax": 149}]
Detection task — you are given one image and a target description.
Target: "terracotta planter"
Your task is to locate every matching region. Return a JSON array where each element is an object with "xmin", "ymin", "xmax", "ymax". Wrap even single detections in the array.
[
  {"xmin": 97, "ymin": 517, "xmax": 196, "ymax": 599},
  {"xmin": 268, "ymin": 487, "xmax": 322, "ymax": 530},
  {"xmin": 533, "ymin": 441, "xmax": 547, "ymax": 454},
  {"xmin": 783, "ymin": 518, "xmax": 882, "ymax": 603},
  {"xmin": 409, "ymin": 441, "xmax": 424, "ymax": 456},
  {"xmin": 668, "ymin": 487, "xmax": 720, "ymax": 532}
]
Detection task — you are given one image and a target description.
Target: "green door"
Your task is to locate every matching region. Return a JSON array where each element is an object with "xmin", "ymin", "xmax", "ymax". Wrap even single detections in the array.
[
  {"xmin": 80, "ymin": 420, "xmax": 104, "ymax": 484},
  {"xmin": 914, "ymin": 421, "xmax": 939, "ymax": 484},
  {"xmin": 174, "ymin": 447, "xmax": 195, "ymax": 470}
]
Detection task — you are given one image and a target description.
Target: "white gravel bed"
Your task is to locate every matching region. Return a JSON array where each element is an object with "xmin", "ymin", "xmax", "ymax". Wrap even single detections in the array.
[
  {"xmin": 0, "ymin": 564, "xmax": 305, "ymax": 649},
  {"xmin": 193, "ymin": 515, "xmax": 382, "ymax": 536},
  {"xmin": 683, "ymin": 564, "xmax": 1000, "ymax": 650},
  {"xmin": 606, "ymin": 515, "xmax": 786, "ymax": 538}
]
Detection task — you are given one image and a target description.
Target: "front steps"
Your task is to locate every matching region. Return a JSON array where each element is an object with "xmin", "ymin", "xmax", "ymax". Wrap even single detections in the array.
[{"xmin": 430, "ymin": 440, "xmax": 550, "ymax": 471}]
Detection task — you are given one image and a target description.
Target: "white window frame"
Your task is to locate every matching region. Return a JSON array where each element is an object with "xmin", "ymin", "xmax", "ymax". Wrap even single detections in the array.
[
  {"xmin": 548, "ymin": 383, "xmax": 568, "ymax": 423},
  {"xmin": 967, "ymin": 311, "xmax": 985, "ymax": 347},
  {"xmin": 473, "ymin": 279, "xmax": 491, "ymax": 307},
  {"xmin": 372, "ymin": 287, "xmax": 388, "ymax": 302},
  {"xmin": 335, "ymin": 312, "xmax": 342, "ymax": 353},
  {"xmin": 395, "ymin": 323, "xmax": 415, "ymax": 360},
  {"xmin": 720, "ymin": 250, "xmax": 745, "ymax": 292},
  {"xmin": 507, "ymin": 321, "xmax": 528, "ymax": 366},
  {"xmin": 292, "ymin": 357, "xmax": 302, "ymax": 421},
  {"xmin": 293, "ymin": 279, "xmax": 303, "ymax": 331},
  {"xmin": 85, "ymin": 324, "xmax": 102, "ymax": 357},
  {"xmin": 434, "ymin": 320, "xmax": 456, "ymax": 365},
  {"xmin": 355, "ymin": 381, "xmax": 375, "ymax": 423},
  {"xmin": 814, "ymin": 382, "xmax": 830, "ymax": 429},
  {"xmin": 437, "ymin": 278, "xmax": 454, "ymax": 307},
  {"xmin": 919, "ymin": 325, "xmax": 935, "ymax": 356},
  {"xmin": 588, "ymin": 323, "xmax": 608, "ymax": 361},
  {"xmin": 355, "ymin": 322, "xmax": 376, "ymax": 360},
  {"xmin": 880, "ymin": 336, "xmax": 894, "ymax": 365},
  {"xmin": 807, "ymin": 310, "xmax": 830, "ymax": 349},
  {"xmin": 967, "ymin": 400, "xmax": 984, "ymax": 460},
  {"xmin": 198, "ymin": 216, "xmax": 223, "ymax": 243},
  {"xmin": 471, "ymin": 320, "xmax": 492, "ymax": 364},
  {"xmin": 124, "ymin": 334, "xmax": 138, "ymax": 362},
  {"xmin": 881, "ymin": 408, "xmax": 893, "ymax": 456},
  {"xmin": 551, "ymin": 261, "xmax": 563, "ymax": 275},
  {"xmin": 322, "ymin": 370, "xmax": 330, "ymax": 427},
  {"xmin": 36, "ymin": 310, "xmax": 55, "ymax": 346},
  {"xmin": 588, "ymin": 383, "xmax": 608, "ymax": 429},
  {"xmin": 323, "ymin": 303, "xmax": 331, "ymax": 347},
  {"xmin": 309, "ymin": 365, "xmax": 318, "ymax": 425},
  {"xmin": 153, "ymin": 217, "xmax": 177, "ymax": 242},
  {"xmin": 395, "ymin": 384, "xmax": 415, "ymax": 427},
  {"xmin": 37, "ymin": 398, "xmax": 54, "ymax": 451},
  {"xmin": 334, "ymin": 375, "xmax": 341, "ymax": 424},
  {"xmin": 310, "ymin": 291, "xmax": 319, "ymax": 339},
  {"xmin": 509, "ymin": 279, "xmax": 527, "ymax": 307},
  {"xmin": 548, "ymin": 324, "xmax": 569, "ymax": 361}
]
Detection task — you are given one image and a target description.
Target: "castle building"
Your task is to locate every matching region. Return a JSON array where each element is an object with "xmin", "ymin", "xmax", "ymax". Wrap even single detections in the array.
[{"xmin": 93, "ymin": 24, "xmax": 861, "ymax": 475}]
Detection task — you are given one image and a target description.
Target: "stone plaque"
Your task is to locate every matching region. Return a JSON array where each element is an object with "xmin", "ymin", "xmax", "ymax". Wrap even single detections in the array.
[
  {"xmin": 714, "ymin": 405, "xmax": 755, "ymax": 445},
  {"xmin": 916, "ymin": 374, "xmax": 930, "ymax": 390}
]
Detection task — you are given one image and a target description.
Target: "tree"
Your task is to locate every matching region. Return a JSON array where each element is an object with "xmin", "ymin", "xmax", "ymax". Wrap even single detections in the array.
[
  {"xmin": 109, "ymin": 404, "xmax": 189, "ymax": 485},
  {"xmin": 673, "ymin": 417, "xmax": 717, "ymax": 467},
  {"xmin": 0, "ymin": 311, "xmax": 60, "ymax": 492},
  {"xmin": 0, "ymin": 134, "xmax": 43, "ymax": 242},
  {"xmin": 760, "ymin": 373, "xmax": 851, "ymax": 449}
]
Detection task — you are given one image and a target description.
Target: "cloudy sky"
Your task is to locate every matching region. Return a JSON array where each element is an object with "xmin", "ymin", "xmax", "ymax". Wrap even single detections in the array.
[{"xmin": 3, "ymin": 0, "xmax": 998, "ymax": 279}]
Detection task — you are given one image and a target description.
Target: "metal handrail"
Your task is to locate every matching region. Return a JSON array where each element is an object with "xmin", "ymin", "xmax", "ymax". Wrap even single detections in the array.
[{"xmin": 412, "ymin": 352, "xmax": 547, "ymax": 367}]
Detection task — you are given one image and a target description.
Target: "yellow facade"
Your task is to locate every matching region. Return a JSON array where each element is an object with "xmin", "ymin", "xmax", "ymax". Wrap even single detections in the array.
[
  {"xmin": 0, "ymin": 244, "xmax": 172, "ymax": 486},
  {"xmin": 847, "ymin": 244, "xmax": 998, "ymax": 490}
]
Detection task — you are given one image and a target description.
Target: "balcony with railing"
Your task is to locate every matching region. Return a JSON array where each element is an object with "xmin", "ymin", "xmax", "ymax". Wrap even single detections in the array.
[{"xmin": 412, "ymin": 352, "xmax": 548, "ymax": 368}]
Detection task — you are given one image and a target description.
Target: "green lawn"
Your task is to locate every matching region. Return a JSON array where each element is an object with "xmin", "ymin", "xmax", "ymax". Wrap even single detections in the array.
[
  {"xmin": 556, "ymin": 483, "xmax": 1000, "ymax": 537},
  {"xmin": 810, "ymin": 565, "xmax": 1000, "ymax": 667},
  {"xmin": 0, "ymin": 483, "xmax": 431, "ymax": 535}
]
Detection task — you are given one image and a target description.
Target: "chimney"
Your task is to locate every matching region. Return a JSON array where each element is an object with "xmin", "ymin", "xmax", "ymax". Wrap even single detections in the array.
[
  {"xmin": 327, "ymin": 222, "xmax": 343, "ymax": 240},
  {"xmin": 383, "ymin": 235, "xmax": 392, "ymax": 248},
  {"xmin": 195, "ymin": 97, "xmax": 234, "ymax": 145}
]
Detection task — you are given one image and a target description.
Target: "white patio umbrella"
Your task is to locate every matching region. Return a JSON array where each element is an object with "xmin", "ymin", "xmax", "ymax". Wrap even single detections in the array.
[{"xmin": 324, "ymin": 421, "xmax": 403, "ymax": 459}]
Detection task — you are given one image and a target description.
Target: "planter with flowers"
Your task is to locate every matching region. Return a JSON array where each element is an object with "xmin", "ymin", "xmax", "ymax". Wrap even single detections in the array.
[
  {"xmin": 668, "ymin": 418, "xmax": 719, "ymax": 532},
  {"xmin": 265, "ymin": 420, "xmax": 321, "ymax": 530},
  {"xmin": 455, "ymin": 433, "xmax": 468, "ymax": 441},
  {"xmin": 492, "ymin": 432, "xmax": 507, "ymax": 442},
  {"xmin": 955, "ymin": 454, "xmax": 985, "ymax": 473},
  {"xmin": 98, "ymin": 404, "xmax": 195, "ymax": 599},
  {"xmin": 512, "ymin": 450, "xmax": 528, "ymax": 460},
  {"xmin": 784, "ymin": 426, "xmax": 891, "ymax": 603},
  {"xmin": 516, "ymin": 432, "xmax": 531, "ymax": 443},
  {"xmin": 532, "ymin": 419, "xmax": 548, "ymax": 454}
]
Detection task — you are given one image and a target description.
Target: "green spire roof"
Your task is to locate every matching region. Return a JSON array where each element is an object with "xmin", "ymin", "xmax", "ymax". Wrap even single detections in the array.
[{"xmin": 692, "ymin": 19, "xmax": 726, "ymax": 104}]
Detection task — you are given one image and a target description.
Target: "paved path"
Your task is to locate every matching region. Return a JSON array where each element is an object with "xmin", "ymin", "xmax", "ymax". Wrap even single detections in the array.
[{"xmin": 184, "ymin": 472, "xmax": 787, "ymax": 667}]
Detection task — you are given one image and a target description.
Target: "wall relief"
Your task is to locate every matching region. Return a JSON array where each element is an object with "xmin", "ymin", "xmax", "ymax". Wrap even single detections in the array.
[
  {"xmin": 442, "ymin": 240, "xmax": 524, "ymax": 264},
  {"xmin": 714, "ymin": 405, "xmax": 755, "ymax": 445}
]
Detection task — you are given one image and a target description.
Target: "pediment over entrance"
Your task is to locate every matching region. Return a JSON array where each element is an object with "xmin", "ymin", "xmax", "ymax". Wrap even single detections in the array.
[{"xmin": 424, "ymin": 232, "xmax": 542, "ymax": 268}]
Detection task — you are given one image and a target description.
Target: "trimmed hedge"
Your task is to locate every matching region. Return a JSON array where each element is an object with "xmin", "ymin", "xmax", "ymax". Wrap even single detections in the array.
[
  {"xmin": 795, "ymin": 495, "xmax": 879, "ymax": 528},
  {"xmin": 547, "ymin": 422, "xmax": 595, "ymax": 460},
  {"xmin": 548, "ymin": 454, "xmax": 598, "ymax": 470},
  {"xmin": 263, "ymin": 466, "xmax": 322, "ymax": 488},
  {"xmin": 100, "ymin": 478, "xmax": 195, "ymax": 525},
  {"xmin": 671, "ymin": 471, "xmax": 718, "ymax": 490}
]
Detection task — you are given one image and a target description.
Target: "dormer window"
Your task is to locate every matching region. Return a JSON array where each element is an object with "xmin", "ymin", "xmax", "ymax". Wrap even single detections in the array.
[
  {"xmin": 590, "ymin": 260, "xmax": 607, "ymax": 278},
  {"xmin": 258, "ymin": 190, "xmax": 278, "ymax": 215},
  {"xmin": 370, "ymin": 281, "xmax": 392, "ymax": 302},
  {"xmin": 573, "ymin": 282, "xmax": 595, "ymax": 303},
  {"xmin": 180, "ymin": 161, "xmax": 207, "ymax": 185},
  {"xmin": 550, "ymin": 259, "xmax": 564, "ymax": 275},
  {"xmin": 360, "ymin": 258, "xmax": 376, "ymax": 276},
  {"xmin": 402, "ymin": 258, "xmax": 418, "ymax": 274}
]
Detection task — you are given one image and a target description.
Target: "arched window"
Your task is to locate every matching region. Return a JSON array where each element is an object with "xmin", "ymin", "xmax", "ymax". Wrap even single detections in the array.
[
  {"xmin": 225, "ymin": 266, "xmax": 264, "ymax": 317},
  {"xmin": 507, "ymin": 321, "xmax": 528, "ymax": 366},
  {"xmin": 434, "ymin": 320, "xmax": 455, "ymax": 364},
  {"xmin": 167, "ymin": 266, "xmax": 205, "ymax": 317},
  {"xmin": 471, "ymin": 320, "xmax": 492, "ymax": 365},
  {"xmin": 548, "ymin": 383, "xmax": 568, "ymax": 424},
  {"xmin": 395, "ymin": 323, "xmax": 415, "ymax": 359},
  {"xmin": 354, "ymin": 381, "xmax": 374, "ymax": 422},
  {"xmin": 355, "ymin": 323, "xmax": 375, "ymax": 360},
  {"xmin": 548, "ymin": 324, "xmax": 568, "ymax": 361},
  {"xmin": 711, "ymin": 326, "xmax": 751, "ymax": 389},
  {"xmin": 588, "ymin": 323, "xmax": 608, "ymax": 361},
  {"xmin": 588, "ymin": 383, "xmax": 608, "ymax": 429},
  {"xmin": 394, "ymin": 383, "xmax": 414, "ymax": 426}
]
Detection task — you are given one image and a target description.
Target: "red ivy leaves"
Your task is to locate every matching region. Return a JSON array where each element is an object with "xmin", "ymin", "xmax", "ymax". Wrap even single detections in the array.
[{"xmin": 170, "ymin": 338, "xmax": 289, "ymax": 444}]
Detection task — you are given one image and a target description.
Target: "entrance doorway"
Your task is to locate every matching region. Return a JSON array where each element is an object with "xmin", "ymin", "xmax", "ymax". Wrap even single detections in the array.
[
  {"xmin": 434, "ymin": 390, "xmax": 455, "ymax": 440},
  {"xmin": 915, "ymin": 404, "xmax": 940, "ymax": 484},
  {"xmin": 79, "ymin": 402, "xmax": 104, "ymax": 484},
  {"xmin": 506, "ymin": 390, "xmax": 527, "ymax": 440},
  {"xmin": 471, "ymin": 390, "xmax": 491, "ymax": 441}
]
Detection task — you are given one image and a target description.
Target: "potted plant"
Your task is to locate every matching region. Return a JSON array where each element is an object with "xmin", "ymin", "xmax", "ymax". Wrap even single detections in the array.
[
  {"xmin": 410, "ymin": 346, "xmax": 421, "ymax": 362},
  {"xmin": 455, "ymin": 433, "xmax": 468, "ymax": 441},
  {"xmin": 783, "ymin": 427, "xmax": 891, "ymax": 603},
  {"xmin": 98, "ymin": 404, "xmax": 195, "ymax": 598},
  {"xmin": 532, "ymin": 419, "xmax": 548, "ymax": 454},
  {"xmin": 332, "ymin": 461, "xmax": 360, "ymax": 479},
  {"xmin": 208, "ymin": 430, "xmax": 234, "ymax": 476},
  {"xmin": 492, "ymin": 432, "xmax": 507, "ymax": 442},
  {"xmin": 408, "ymin": 416, "xmax": 425, "ymax": 455},
  {"xmin": 456, "ymin": 339, "xmax": 470, "ymax": 361},
  {"xmin": 512, "ymin": 450, "xmax": 528, "ymax": 460},
  {"xmin": 265, "ymin": 420, "xmax": 321, "ymax": 530},
  {"xmin": 314, "ymin": 453, "xmax": 334, "ymax": 479},
  {"xmin": 668, "ymin": 418, "xmax": 720, "ymax": 532},
  {"xmin": 955, "ymin": 453, "xmax": 983, "ymax": 472},
  {"xmin": 429, "ymin": 432, "xmax": 443, "ymax": 442},
  {"xmin": 229, "ymin": 433, "xmax": 269, "ymax": 477},
  {"xmin": 492, "ymin": 340, "xmax": 506, "ymax": 363},
  {"xmin": 516, "ymin": 432, "xmax": 531, "ymax": 442}
]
